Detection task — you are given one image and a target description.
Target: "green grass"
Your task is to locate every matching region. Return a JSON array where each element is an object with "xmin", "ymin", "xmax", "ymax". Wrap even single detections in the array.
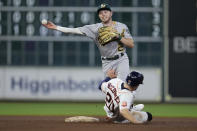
[
  {"xmin": 0, "ymin": 102, "xmax": 105, "ymax": 116},
  {"xmin": 0, "ymin": 102, "xmax": 197, "ymax": 117},
  {"xmin": 144, "ymin": 104, "xmax": 197, "ymax": 117}
]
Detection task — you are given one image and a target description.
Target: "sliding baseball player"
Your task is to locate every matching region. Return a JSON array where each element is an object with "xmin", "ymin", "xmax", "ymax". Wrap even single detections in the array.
[
  {"xmin": 65, "ymin": 69, "xmax": 152, "ymax": 124},
  {"xmin": 98, "ymin": 69, "xmax": 152, "ymax": 124}
]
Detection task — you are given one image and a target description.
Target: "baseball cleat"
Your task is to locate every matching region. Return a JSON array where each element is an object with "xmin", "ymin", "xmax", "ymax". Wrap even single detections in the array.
[{"xmin": 133, "ymin": 104, "xmax": 144, "ymax": 111}]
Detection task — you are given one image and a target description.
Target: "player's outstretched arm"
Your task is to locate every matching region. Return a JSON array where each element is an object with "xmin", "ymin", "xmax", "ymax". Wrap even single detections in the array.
[
  {"xmin": 107, "ymin": 69, "xmax": 117, "ymax": 78},
  {"xmin": 42, "ymin": 20, "xmax": 84, "ymax": 35},
  {"xmin": 42, "ymin": 21, "xmax": 57, "ymax": 30},
  {"xmin": 120, "ymin": 108, "xmax": 143, "ymax": 124},
  {"xmin": 98, "ymin": 69, "xmax": 116, "ymax": 90}
]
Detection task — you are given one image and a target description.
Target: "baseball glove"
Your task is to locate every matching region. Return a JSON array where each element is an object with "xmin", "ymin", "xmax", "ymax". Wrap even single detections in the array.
[{"xmin": 98, "ymin": 26, "xmax": 120, "ymax": 46}]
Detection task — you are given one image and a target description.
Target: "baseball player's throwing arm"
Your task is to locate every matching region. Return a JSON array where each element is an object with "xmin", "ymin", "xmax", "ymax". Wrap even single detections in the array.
[{"xmin": 42, "ymin": 20, "xmax": 84, "ymax": 35}]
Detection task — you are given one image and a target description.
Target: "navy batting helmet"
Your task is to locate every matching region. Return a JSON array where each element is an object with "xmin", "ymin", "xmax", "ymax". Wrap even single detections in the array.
[{"xmin": 126, "ymin": 71, "xmax": 144, "ymax": 87}]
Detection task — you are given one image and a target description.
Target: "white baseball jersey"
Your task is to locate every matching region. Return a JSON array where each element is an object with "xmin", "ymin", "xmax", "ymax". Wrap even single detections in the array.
[{"xmin": 101, "ymin": 78, "xmax": 135, "ymax": 118}]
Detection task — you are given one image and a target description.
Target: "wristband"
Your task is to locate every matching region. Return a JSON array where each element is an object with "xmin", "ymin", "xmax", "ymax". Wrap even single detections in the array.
[{"xmin": 117, "ymin": 35, "xmax": 122, "ymax": 41}]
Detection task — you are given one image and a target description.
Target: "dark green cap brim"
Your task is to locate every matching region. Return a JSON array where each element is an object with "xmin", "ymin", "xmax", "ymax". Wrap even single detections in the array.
[
  {"xmin": 97, "ymin": 8, "xmax": 111, "ymax": 14},
  {"xmin": 97, "ymin": 3, "xmax": 112, "ymax": 14}
]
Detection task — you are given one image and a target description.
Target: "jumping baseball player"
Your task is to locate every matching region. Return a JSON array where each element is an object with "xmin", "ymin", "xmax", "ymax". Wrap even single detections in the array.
[
  {"xmin": 98, "ymin": 69, "xmax": 152, "ymax": 124},
  {"xmin": 42, "ymin": 3, "xmax": 134, "ymax": 81}
]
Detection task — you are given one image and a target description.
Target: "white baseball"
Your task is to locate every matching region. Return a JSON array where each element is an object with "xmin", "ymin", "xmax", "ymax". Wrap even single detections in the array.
[{"xmin": 41, "ymin": 19, "xmax": 47, "ymax": 24}]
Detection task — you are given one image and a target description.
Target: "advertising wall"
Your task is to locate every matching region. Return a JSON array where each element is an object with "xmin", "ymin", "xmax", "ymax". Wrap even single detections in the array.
[
  {"xmin": 168, "ymin": 0, "xmax": 197, "ymax": 100},
  {"xmin": 0, "ymin": 67, "xmax": 161, "ymax": 101}
]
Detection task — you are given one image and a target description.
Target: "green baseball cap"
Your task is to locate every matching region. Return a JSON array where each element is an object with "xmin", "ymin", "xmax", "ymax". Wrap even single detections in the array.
[{"xmin": 97, "ymin": 3, "xmax": 111, "ymax": 14}]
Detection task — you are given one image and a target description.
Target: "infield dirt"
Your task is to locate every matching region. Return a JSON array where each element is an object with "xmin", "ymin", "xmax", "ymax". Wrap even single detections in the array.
[{"xmin": 0, "ymin": 116, "xmax": 197, "ymax": 131}]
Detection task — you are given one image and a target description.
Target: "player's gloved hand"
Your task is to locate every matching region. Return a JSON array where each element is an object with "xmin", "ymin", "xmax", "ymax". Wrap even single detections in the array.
[{"xmin": 98, "ymin": 26, "xmax": 122, "ymax": 46}]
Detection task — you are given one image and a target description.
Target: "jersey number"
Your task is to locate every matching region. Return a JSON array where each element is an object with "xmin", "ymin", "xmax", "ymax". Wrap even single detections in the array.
[
  {"xmin": 105, "ymin": 92, "xmax": 115, "ymax": 112},
  {"xmin": 118, "ymin": 43, "xmax": 124, "ymax": 52},
  {"xmin": 118, "ymin": 29, "xmax": 125, "ymax": 52}
]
